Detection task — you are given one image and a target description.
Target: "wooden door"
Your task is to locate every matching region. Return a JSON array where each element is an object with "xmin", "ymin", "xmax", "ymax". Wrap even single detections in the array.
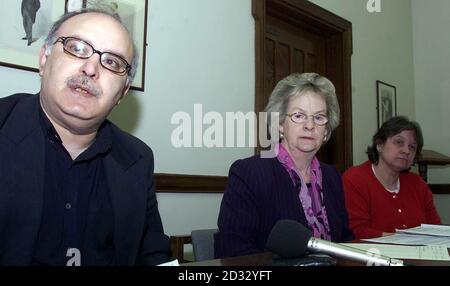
[
  {"xmin": 264, "ymin": 15, "xmax": 326, "ymax": 101},
  {"xmin": 264, "ymin": 14, "xmax": 333, "ymax": 164}
]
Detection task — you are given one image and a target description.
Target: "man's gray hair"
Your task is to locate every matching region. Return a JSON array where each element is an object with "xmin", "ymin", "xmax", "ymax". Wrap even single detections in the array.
[
  {"xmin": 265, "ymin": 73, "xmax": 340, "ymax": 141},
  {"xmin": 44, "ymin": 8, "xmax": 138, "ymax": 85}
]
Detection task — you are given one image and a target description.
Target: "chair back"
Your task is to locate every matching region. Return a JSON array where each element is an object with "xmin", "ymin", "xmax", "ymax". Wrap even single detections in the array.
[{"xmin": 191, "ymin": 229, "xmax": 218, "ymax": 261}]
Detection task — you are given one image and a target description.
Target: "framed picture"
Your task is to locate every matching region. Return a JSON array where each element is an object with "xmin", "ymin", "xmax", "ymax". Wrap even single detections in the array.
[
  {"xmin": 65, "ymin": 0, "xmax": 148, "ymax": 91},
  {"xmin": 376, "ymin": 80, "xmax": 397, "ymax": 128},
  {"xmin": 0, "ymin": 0, "xmax": 147, "ymax": 91},
  {"xmin": 0, "ymin": 1, "xmax": 66, "ymax": 73}
]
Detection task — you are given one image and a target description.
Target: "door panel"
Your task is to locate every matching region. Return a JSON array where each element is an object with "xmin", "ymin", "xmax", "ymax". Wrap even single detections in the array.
[{"xmin": 264, "ymin": 15, "xmax": 332, "ymax": 164}]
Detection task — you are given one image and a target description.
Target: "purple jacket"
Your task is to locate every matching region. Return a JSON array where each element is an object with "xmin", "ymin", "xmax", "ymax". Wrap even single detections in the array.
[{"xmin": 215, "ymin": 155, "xmax": 354, "ymax": 258}]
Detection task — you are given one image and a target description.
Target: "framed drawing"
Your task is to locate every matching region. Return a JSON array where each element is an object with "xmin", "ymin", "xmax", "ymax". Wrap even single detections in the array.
[
  {"xmin": 0, "ymin": 0, "xmax": 147, "ymax": 91},
  {"xmin": 376, "ymin": 80, "xmax": 397, "ymax": 128},
  {"xmin": 65, "ymin": 0, "xmax": 148, "ymax": 91},
  {"xmin": 0, "ymin": 1, "xmax": 65, "ymax": 73}
]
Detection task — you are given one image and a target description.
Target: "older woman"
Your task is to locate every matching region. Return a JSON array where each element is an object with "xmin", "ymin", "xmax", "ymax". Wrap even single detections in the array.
[
  {"xmin": 214, "ymin": 73, "xmax": 354, "ymax": 258},
  {"xmin": 343, "ymin": 116, "xmax": 441, "ymax": 239}
]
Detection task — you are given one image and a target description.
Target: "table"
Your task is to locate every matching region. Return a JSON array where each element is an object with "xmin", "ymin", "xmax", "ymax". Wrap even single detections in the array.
[
  {"xmin": 182, "ymin": 250, "xmax": 450, "ymax": 266},
  {"xmin": 417, "ymin": 149, "xmax": 450, "ymax": 182}
]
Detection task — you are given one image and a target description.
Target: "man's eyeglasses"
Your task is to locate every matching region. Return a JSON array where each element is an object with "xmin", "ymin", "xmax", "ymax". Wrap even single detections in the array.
[
  {"xmin": 285, "ymin": 112, "xmax": 329, "ymax": 126},
  {"xmin": 54, "ymin": 36, "xmax": 131, "ymax": 75}
]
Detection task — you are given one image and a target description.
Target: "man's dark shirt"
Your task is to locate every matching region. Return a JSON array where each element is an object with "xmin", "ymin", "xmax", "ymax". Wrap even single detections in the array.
[{"xmin": 33, "ymin": 106, "xmax": 114, "ymax": 266}]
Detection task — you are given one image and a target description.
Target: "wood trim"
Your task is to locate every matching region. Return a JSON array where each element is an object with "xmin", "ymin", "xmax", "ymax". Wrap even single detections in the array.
[
  {"xmin": 170, "ymin": 234, "xmax": 192, "ymax": 262},
  {"xmin": 418, "ymin": 150, "xmax": 450, "ymax": 165},
  {"xmin": 131, "ymin": 0, "xmax": 149, "ymax": 92},
  {"xmin": 127, "ymin": 0, "xmax": 148, "ymax": 91},
  {"xmin": 155, "ymin": 173, "xmax": 227, "ymax": 193},
  {"xmin": 342, "ymin": 28, "xmax": 353, "ymax": 168},
  {"xmin": 253, "ymin": 0, "xmax": 266, "ymax": 126},
  {"xmin": 0, "ymin": 62, "xmax": 37, "ymax": 74},
  {"xmin": 429, "ymin": 184, "xmax": 450, "ymax": 195},
  {"xmin": 252, "ymin": 0, "xmax": 266, "ymax": 155},
  {"xmin": 252, "ymin": 0, "xmax": 266, "ymax": 117},
  {"xmin": 266, "ymin": 0, "xmax": 352, "ymax": 35}
]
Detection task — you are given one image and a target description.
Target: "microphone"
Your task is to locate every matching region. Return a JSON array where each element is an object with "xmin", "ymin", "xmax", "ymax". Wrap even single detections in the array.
[{"xmin": 266, "ymin": 219, "xmax": 405, "ymax": 266}]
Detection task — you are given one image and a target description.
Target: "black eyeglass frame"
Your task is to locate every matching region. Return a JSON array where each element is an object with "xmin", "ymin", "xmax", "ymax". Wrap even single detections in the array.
[{"xmin": 54, "ymin": 36, "xmax": 131, "ymax": 75}]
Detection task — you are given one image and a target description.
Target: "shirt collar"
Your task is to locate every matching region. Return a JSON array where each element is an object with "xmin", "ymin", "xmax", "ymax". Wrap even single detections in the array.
[{"xmin": 38, "ymin": 103, "xmax": 112, "ymax": 161}]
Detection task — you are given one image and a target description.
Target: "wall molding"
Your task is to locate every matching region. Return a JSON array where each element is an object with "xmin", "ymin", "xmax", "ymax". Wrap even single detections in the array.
[
  {"xmin": 429, "ymin": 184, "xmax": 450, "ymax": 195},
  {"xmin": 155, "ymin": 173, "xmax": 227, "ymax": 193}
]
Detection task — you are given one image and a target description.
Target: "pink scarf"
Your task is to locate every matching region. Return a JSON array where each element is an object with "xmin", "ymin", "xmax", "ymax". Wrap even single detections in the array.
[{"xmin": 277, "ymin": 144, "xmax": 331, "ymax": 240}]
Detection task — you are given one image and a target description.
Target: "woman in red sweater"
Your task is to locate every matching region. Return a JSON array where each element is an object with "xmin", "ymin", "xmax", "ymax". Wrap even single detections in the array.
[{"xmin": 343, "ymin": 116, "xmax": 441, "ymax": 239}]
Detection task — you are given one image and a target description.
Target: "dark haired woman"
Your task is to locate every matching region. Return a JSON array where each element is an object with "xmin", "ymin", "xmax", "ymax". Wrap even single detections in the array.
[{"xmin": 343, "ymin": 116, "xmax": 441, "ymax": 239}]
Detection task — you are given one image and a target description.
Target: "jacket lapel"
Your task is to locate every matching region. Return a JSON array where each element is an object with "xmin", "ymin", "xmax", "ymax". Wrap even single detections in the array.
[
  {"xmin": 320, "ymin": 165, "xmax": 340, "ymax": 241},
  {"xmin": 102, "ymin": 141, "xmax": 147, "ymax": 265}
]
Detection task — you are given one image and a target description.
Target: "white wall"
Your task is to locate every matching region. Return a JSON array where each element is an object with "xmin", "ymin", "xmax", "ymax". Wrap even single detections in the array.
[
  {"xmin": 134, "ymin": 0, "xmax": 253, "ymax": 235},
  {"xmin": 157, "ymin": 193, "xmax": 222, "ymax": 235},
  {"xmin": 434, "ymin": 195, "xmax": 450, "ymax": 224},
  {"xmin": 309, "ymin": 0, "xmax": 416, "ymax": 165},
  {"xmin": 412, "ymin": 0, "xmax": 450, "ymax": 185},
  {"xmin": 411, "ymin": 0, "xmax": 450, "ymax": 223}
]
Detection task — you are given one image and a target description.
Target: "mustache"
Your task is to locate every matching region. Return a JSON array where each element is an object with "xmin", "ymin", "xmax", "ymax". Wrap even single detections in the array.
[{"xmin": 66, "ymin": 75, "xmax": 102, "ymax": 97}]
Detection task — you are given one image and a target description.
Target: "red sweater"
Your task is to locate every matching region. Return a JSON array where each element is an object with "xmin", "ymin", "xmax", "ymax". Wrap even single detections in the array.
[{"xmin": 342, "ymin": 161, "xmax": 441, "ymax": 239}]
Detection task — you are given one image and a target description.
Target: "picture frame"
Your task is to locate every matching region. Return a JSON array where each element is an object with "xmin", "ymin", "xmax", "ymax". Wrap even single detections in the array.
[
  {"xmin": 376, "ymin": 80, "xmax": 397, "ymax": 128},
  {"xmin": 0, "ymin": 0, "xmax": 147, "ymax": 91},
  {"xmin": 0, "ymin": 1, "xmax": 66, "ymax": 73},
  {"xmin": 65, "ymin": 0, "xmax": 148, "ymax": 91}
]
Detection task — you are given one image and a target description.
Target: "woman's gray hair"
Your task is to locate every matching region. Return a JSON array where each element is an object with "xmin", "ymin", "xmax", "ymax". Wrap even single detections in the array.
[
  {"xmin": 264, "ymin": 73, "xmax": 340, "ymax": 141},
  {"xmin": 43, "ymin": 8, "xmax": 138, "ymax": 85}
]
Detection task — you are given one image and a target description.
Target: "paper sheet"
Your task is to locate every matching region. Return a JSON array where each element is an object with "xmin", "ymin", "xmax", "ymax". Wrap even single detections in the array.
[
  {"xmin": 396, "ymin": 224, "xmax": 450, "ymax": 237},
  {"xmin": 158, "ymin": 259, "xmax": 180, "ymax": 266},
  {"xmin": 363, "ymin": 233, "xmax": 450, "ymax": 247},
  {"xmin": 341, "ymin": 243, "xmax": 450, "ymax": 261}
]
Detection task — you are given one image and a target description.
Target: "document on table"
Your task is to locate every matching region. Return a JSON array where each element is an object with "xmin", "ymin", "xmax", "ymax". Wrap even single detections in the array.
[
  {"xmin": 362, "ymin": 233, "xmax": 450, "ymax": 247},
  {"xmin": 158, "ymin": 259, "xmax": 180, "ymax": 266},
  {"xmin": 396, "ymin": 224, "xmax": 450, "ymax": 237},
  {"xmin": 341, "ymin": 243, "xmax": 450, "ymax": 261}
]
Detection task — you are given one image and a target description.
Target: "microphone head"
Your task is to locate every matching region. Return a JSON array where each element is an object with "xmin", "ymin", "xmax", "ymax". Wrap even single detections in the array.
[{"xmin": 266, "ymin": 219, "xmax": 312, "ymax": 258}]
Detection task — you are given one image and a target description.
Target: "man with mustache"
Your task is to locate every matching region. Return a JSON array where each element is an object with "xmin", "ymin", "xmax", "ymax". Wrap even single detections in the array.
[{"xmin": 0, "ymin": 9, "xmax": 171, "ymax": 266}]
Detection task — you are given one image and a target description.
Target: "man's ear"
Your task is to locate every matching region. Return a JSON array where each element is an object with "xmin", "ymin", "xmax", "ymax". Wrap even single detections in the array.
[
  {"xmin": 117, "ymin": 83, "xmax": 131, "ymax": 105},
  {"xmin": 122, "ymin": 82, "xmax": 131, "ymax": 97},
  {"xmin": 38, "ymin": 46, "xmax": 48, "ymax": 76}
]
